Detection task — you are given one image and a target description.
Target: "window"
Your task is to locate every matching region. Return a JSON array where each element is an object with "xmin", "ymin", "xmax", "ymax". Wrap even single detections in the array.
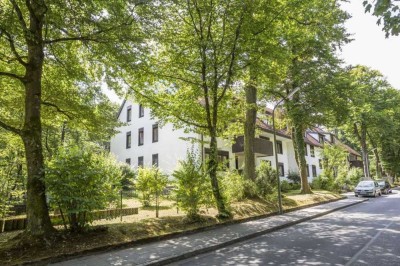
[
  {"xmin": 127, "ymin": 106, "xmax": 132, "ymax": 122},
  {"xmin": 152, "ymin": 124, "xmax": 159, "ymax": 142},
  {"xmin": 152, "ymin": 154, "xmax": 158, "ymax": 167},
  {"xmin": 310, "ymin": 145, "xmax": 315, "ymax": 157},
  {"xmin": 276, "ymin": 141, "xmax": 283, "ymax": 154},
  {"xmin": 306, "ymin": 164, "xmax": 310, "ymax": 177},
  {"xmin": 126, "ymin": 131, "xmax": 131, "ymax": 149},
  {"xmin": 138, "ymin": 156, "xmax": 144, "ymax": 167},
  {"xmin": 139, "ymin": 104, "xmax": 144, "ymax": 118},
  {"xmin": 138, "ymin": 128, "xmax": 144, "ymax": 146},
  {"xmin": 126, "ymin": 158, "xmax": 131, "ymax": 165},
  {"xmin": 304, "ymin": 144, "xmax": 308, "ymax": 156},
  {"xmin": 312, "ymin": 165, "xmax": 317, "ymax": 177},
  {"xmin": 235, "ymin": 156, "xmax": 239, "ymax": 170},
  {"xmin": 319, "ymin": 159, "xmax": 323, "ymax": 169},
  {"xmin": 319, "ymin": 134, "xmax": 324, "ymax": 144},
  {"xmin": 278, "ymin": 163, "xmax": 285, "ymax": 177}
]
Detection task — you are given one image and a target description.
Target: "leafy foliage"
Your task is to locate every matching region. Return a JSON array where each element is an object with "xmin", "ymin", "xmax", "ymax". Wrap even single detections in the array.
[
  {"xmin": 220, "ymin": 171, "xmax": 246, "ymax": 203},
  {"xmin": 364, "ymin": 0, "xmax": 400, "ymax": 37},
  {"xmin": 46, "ymin": 145, "xmax": 123, "ymax": 231},
  {"xmin": 173, "ymin": 150, "xmax": 211, "ymax": 220},
  {"xmin": 255, "ymin": 161, "xmax": 278, "ymax": 199},
  {"xmin": 135, "ymin": 167, "xmax": 168, "ymax": 209},
  {"xmin": 120, "ymin": 164, "xmax": 136, "ymax": 191},
  {"xmin": 286, "ymin": 171, "xmax": 301, "ymax": 184},
  {"xmin": 319, "ymin": 144, "xmax": 348, "ymax": 180},
  {"xmin": 0, "ymin": 131, "xmax": 25, "ymax": 218},
  {"xmin": 335, "ymin": 168, "xmax": 363, "ymax": 191}
]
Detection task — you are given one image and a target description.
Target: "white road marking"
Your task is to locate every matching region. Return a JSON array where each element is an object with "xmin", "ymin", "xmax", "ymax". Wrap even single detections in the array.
[{"xmin": 345, "ymin": 220, "xmax": 394, "ymax": 266}]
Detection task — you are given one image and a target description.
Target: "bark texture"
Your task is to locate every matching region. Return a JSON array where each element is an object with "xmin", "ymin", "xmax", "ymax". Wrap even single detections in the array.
[
  {"xmin": 354, "ymin": 122, "xmax": 370, "ymax": 178},
  {"xmin": 244, "ymin": 79, "xmax": 257, "ymax": 180},
  {"xmin": 292, "ymin": 122, "xmax": 312, "ymax": 194},
  {"xmin": 22, "ymin": 0, "xmax": 54, "ymax": 235}
]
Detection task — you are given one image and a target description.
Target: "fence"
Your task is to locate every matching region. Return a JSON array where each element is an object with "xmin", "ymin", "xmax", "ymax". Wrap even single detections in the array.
[{"xmin": 0, "ymin": 207, "xmax": 138, "ymax": 233}]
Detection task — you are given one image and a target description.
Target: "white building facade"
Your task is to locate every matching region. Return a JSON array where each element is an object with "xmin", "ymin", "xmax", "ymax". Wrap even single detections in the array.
[{"xmin": 110, "ymin": 99, "xmax": 362, "ymax": 181}]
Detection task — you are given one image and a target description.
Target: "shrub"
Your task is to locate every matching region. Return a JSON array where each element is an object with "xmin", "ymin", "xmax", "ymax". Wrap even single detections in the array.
[
  {"xmin": 120, "ymin": 164, "xmax": 136, "ymax": 191},
  {"xmin": 136, "ymin": 166, "xmax": 168, "ymax": 217},
  {"xmin": 255, "ymin": 161, "xmax": 278, "ymax": 199},
  {"xmin": 46, "ymin": 146, "xmax": 123, "ymax": 231},
  {"xmin": 280, "ymin": 180, "xmax": 292, "ymax": 193},
  {"xmin": 173, "ymin": 150, "xmax": 211, "ymax": 220},
  {"xmin": 220, "ymin": 170, "xmax": 246, "ymax": 203},
  {"xmin": 335, "ymin": 167, "xmax": 363, "ymax": 191},
  {"xmin": 347, "ymin": 168, "xmax": 363, "ymax": 186},
  {"xmin": 290, "ymin": 183, "xmax": 301, "ymax": 190},
  {"xmin": 311, "ymin": 174, "xmax": 338, "ymax": 191},
  {"xmin": 243, "ymin": 178, "xmax": 258, "ymax": 198},
  {"xmin": 286, "ymin": 171, "xmax": 301, "ymax": 184}
]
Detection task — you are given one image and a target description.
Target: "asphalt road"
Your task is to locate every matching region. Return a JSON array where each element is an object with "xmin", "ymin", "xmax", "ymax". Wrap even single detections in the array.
[{"xmin": 170, "ymin": 191, "xmax": 400, "ymax": 266}]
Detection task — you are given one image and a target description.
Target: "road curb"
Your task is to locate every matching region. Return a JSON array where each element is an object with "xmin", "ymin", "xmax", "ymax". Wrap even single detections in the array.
[
  {"xmin": 145, "ymin": 198, "xmax": 369, "ymax": 266},
  {"xmin": 21, "ymin": 197, "xmax": 363, "ymax": 266}
]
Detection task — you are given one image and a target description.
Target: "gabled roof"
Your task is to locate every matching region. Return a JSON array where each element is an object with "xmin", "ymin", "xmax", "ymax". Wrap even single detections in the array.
[
  {"xmin": 307, "ymin": 128, "xmax": 362, "ymax": 157},
  {"xmin": 257, "ymin": 119, "xmax": 292, "ymax": 139},
  {"xmin": 335, "ymin": 138, "xmax": 362, "ymax": 157},
  {"xmin": 304, "ymin": 132, "xmax": 324, "ymax": 148},
  {"xmin": 116, "ymin": 99, "xmax": 127, "ymax": 119}
]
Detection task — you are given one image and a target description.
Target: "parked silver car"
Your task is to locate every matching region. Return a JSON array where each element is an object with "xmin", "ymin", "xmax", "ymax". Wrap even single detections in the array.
[
  {"xmin": 376, "ymin": 180, "xmax": 392, "ymax": 194},
  {"xmin": 354, "ymin": 180, "xmax": 382, "ymax": 197}
]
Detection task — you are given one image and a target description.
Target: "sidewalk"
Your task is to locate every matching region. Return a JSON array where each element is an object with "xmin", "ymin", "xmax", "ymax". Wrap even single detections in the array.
[{"xmin": 51, "ymin": 198, "xmax": 367, "ymax": 266}]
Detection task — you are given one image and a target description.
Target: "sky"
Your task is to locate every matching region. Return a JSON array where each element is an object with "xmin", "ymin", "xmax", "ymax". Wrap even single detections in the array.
[
  {"xmin": 340, "ymin": 0, "xmax": 400, "ymax": 89},
  {"xmin": 105, "ymin": 1, "xmax": 400, "ymax": 103}
]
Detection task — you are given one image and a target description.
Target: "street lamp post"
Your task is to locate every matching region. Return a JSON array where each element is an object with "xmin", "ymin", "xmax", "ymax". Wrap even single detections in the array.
[{"xmin": 272, "ymin": 87, "xmax": 300, "ymax": 215}]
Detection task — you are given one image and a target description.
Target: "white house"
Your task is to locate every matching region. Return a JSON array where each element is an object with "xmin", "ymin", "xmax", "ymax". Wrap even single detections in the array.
[{"xmin": 110, "ymin": 99, "xmax": 362, "ymax": 180}]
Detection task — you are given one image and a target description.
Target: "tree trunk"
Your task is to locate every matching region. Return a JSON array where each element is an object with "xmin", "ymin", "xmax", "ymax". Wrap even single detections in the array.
[
  {"xmin": 208, "ymin": 134, "xmax": 229, "ymax": 218},
  {"xmin": 367, "ymin": 131, "xmax": 382, "ymax": 178},
  {"xmin": 354, "ymin": 122, "xmax": 369, "ymax": 178},
  {"xmin": 292, "ymin": 121, "xmax": 312, "ymax": 194},
  {"xmin": 22, "ymin": 0, "xmax": 54, "ymax": 236},
  {"xmin": 244, "ymin": 78, "xmax": 257, "ymax": 180}
]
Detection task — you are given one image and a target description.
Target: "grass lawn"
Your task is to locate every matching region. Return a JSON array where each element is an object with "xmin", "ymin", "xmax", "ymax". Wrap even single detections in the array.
[{"xmin": 0, "ymin": 190, "xmax": 343, "ymax": 265}]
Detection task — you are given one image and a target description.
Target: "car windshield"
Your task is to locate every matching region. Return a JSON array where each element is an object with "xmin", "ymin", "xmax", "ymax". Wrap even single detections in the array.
[{"xmin": 357, "ymin": 181, "xmax": 374, "ymax": 187}]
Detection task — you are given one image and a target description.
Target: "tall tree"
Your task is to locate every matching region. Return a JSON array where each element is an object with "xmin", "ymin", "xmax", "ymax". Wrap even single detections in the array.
[
  {"xmin": 117, "ymin": 0, "xmax": 251, "ymax": 217},
  {"xmin": 0, "ymin": 0, "xmax": 143, "ymax": 238},
  {"xmin": 275, "ymin": 0, "xmax": 350, "ymax": 193},
  {"xmin": 342, "ymin": 65, "xmax": 395, "ymax": 178}
]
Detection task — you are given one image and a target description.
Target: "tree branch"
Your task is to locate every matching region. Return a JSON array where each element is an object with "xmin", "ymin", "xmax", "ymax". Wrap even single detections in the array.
[
  {"xmin": 0, "ymin": 119, "xmax": 22, "ymax": 135},
  {"xmin": 41, "ymin": 101, "xmax": 74, "ymax": 120},
  {"xmin": 121, "ymin": 77, "xmax": 208, "ymax": 129},
  {"xmin": 9, "ymin": 0, "xmax": 28, "ymax": 31},
  {"xmin": 0, "ymin": 71, "xmax": 25, "ymax": 82},
  {"xmin": 44, "ymin": 15, "xmax": 136, "ymax": 44},
  {"xmin": 0, "ymin": 27, "xmax": 28, "ymax": 66},
  {"xmin": 217, "ymin": 3, "xmax": 246, "ymax": 104},
  {"xmin": 44, "ymin": 36, "xmax": 105, "ymax": 44}
]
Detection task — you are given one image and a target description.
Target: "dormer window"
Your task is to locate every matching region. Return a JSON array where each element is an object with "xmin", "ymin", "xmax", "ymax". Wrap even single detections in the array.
[{"xmin": 319, "ymin": 134, "xmax": 324, "ymax": 144}]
